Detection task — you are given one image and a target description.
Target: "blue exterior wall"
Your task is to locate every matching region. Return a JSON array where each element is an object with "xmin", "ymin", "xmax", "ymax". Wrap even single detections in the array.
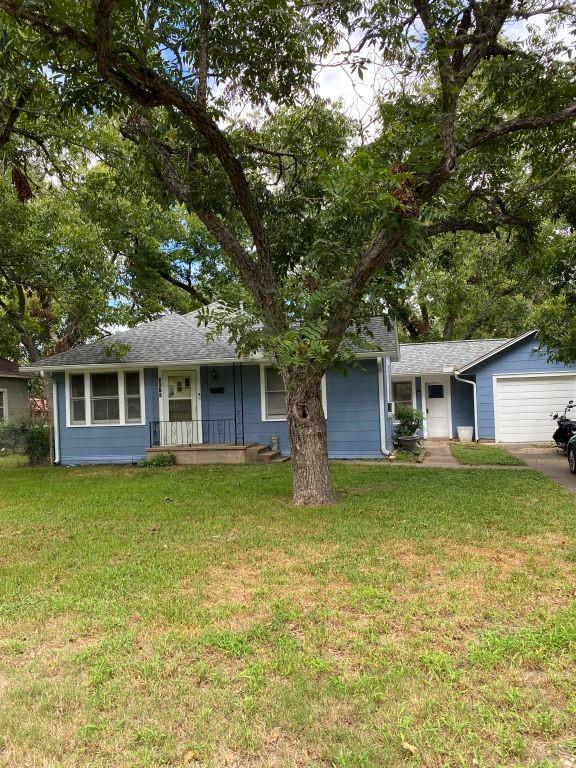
[
  {"xmin": 467, "ymin": 335, "xmax": 575, "ymax": 440},
  {"xmin": 450, "ymin": 375, "xmax": 476, "ymax": 438},
  {"xmin": 56, "ymin": 359, "xmax": 390, "ymax": 464},
  {"xmin": 55, "ymin": 368, "xmax": 159, "ymax": 465},
  {"xmin": 202, "ymin": 360, "xmax": 386, "ymax": 458}
]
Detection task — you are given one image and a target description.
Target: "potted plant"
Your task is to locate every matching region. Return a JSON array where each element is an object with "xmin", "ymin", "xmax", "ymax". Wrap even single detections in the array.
[{"xmin": 394, "ymin": 405, "xmax": 423, "ymax": 453}]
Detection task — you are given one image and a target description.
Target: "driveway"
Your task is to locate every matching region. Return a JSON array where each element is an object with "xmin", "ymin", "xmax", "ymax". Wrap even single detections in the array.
[{"xmin": 507, "ymin": 443, "xmax": 576, "ymax": 493}]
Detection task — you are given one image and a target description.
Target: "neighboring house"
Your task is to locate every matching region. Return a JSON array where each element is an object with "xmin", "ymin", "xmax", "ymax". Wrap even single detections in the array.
[
  {"xmin": 0, "ymin": 358, "xmax": 30, "ymax": 422},
  {"xmin": 391, "ymin": 330, "xmax": 576, "ymax": 442},
  {"xmin": 22, "ymin": 310, "xmax": 400, "ymax": 464}
]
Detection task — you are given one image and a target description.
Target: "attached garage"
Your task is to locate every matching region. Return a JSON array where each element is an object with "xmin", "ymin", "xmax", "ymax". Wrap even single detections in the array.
[{"xmin": 494, "ymin": 374, "xmax": 576, "ymax": 443}]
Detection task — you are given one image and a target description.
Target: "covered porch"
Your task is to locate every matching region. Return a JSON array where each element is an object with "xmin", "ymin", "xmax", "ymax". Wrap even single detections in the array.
[{"xmin": 146, "ymin": 364, "xmax": 285, "ymax": 464}]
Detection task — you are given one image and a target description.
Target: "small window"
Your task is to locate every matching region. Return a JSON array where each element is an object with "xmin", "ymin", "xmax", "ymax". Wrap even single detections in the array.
[
  {"xmin": 70, "ymin": 374, "xmax": 86, "ymax": 424},
  {"xmin": 427, "ymin": 384, "xmax": 444, "ymax": 399},
  {"xmin": 124, "ymin": 371, "xmax": 142, "ymax": 423},
  {"xmin": 392, "ymin": 380, "xmax": 413, "ymax": 411},
  {"xmin": 264, "ymin": 367, "xmax": 286, "ymax": 420},
  {"xmin": 91, "ymin": 372, "xmax": 120, "ymax": 423},
  {"xmin": 0, "ymin": 390, "xmax": 5, "ymax": 421}
]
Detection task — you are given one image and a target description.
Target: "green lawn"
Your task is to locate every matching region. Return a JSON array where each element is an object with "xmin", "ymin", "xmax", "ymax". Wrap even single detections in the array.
[
  {"xmin": 450, "ymin": 441, "xmax": 525, "ymax": 466},
  {"xmin": 1, "ymin": 458, "xmax": 575, "ymax": 767}
]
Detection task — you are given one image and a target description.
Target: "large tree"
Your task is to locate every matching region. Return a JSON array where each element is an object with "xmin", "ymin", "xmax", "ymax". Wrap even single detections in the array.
[{"xmin": 1, "ymin": 1, "xmax": 575, "ymax": 504}]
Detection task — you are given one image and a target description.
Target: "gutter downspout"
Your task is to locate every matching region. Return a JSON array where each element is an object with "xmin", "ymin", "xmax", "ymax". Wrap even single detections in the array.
[
  {"xmin": 377, "ymin": 356, "xmax": 391, "ymax": 456},
  {"xmin": 454, "ymin": 371, "xmax": 478, "ymax": 442},
  {"xmin": 51, "ymin": 377, "xmax": 60, "ymax": 464}
]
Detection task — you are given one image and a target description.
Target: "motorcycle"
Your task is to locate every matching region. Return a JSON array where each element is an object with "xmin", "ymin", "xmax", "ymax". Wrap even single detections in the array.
[{"xmin": 552, "ymin": 400, "xmax": 576, "ymax": 452}]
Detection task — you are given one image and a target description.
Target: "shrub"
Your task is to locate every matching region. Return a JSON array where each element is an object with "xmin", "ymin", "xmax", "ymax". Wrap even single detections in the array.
[
  {"xmin": 0, "ymin": 420, "xmax": 25, "ymax": 453},
  {"xmin": 395, "ymin": 405, "xmax": 423, "ymax": 437},
  {"xmin": 23, "ymin": 421, "xmax": 51, "ymax": 465},
  {"xmin": 139, "ymin": 452, "xmax": 177, "ymax": 468}
]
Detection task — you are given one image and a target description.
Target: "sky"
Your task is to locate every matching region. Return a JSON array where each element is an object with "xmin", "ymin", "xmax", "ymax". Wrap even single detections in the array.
[{"xmin": 312, "ymin": 15, "xmax": 574, "ymax": 126}]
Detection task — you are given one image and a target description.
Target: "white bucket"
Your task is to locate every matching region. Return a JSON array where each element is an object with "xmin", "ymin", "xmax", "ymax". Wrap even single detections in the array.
[{"xmin": 457, "ymin": 426, "xmax": 474, "ymax": 442}]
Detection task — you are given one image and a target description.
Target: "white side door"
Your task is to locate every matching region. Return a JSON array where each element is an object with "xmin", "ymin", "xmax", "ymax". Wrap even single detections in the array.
[{"xmin": 424, "ymin": 381, "xmax": 450, "ymax": 438}]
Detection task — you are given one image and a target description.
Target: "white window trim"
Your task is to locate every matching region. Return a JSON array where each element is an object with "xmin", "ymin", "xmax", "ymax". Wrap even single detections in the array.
[
  {"xmin": 390, "ymin": 375, "xmax": 417, "ymax": 417},
  {"xmin": 65, "ymin": 369, "xmax": 146, "ymax": 428},
  {"xmin": 0, "ymin": 388, "xmax": 7, "ymax": 420},
  {"xmin": 259, "ymin": 364, "xmax": 327, "ymax": 422}
]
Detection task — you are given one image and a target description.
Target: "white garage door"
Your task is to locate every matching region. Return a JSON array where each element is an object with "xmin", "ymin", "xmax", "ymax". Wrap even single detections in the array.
[{"xmin": 495, "ymin": 375, "xmax": 576, "ymax": 442}]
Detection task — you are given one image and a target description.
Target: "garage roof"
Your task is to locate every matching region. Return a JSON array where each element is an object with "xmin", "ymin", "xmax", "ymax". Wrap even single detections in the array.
[{"xmin": 391, "ymin": 338, "xmax": 510, "ymax": 376}]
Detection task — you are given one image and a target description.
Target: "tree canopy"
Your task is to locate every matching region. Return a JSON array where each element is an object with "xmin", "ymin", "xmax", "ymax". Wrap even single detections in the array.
[{"xmin": 0, "ymin": 0, "xmax": 575, "ymax": 502}]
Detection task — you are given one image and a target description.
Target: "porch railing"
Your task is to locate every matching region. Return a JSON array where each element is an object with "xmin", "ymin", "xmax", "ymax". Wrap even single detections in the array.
[{"xmin": 149, "ymin": 419, "xmax": 239, "ymax": 447}]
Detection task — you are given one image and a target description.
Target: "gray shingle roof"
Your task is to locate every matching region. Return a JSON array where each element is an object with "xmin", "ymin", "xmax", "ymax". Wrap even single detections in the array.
[
  {"xmin": 391, "ymin": 338, "xmax": 509, "ymax": 375},
  {"xmin": 26, "ymin": 311, "xmax": 399, "ymax": 369}
]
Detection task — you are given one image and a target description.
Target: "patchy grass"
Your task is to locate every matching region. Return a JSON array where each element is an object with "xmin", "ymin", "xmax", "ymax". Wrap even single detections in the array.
[
  {"xmin": 390, "ymin": 448, "xmax": 420, "ymax": 462},
  {"xmin": 450, "ymin": 441, "xmax": 525, "ymax": 466},
  {"xmin": 0, "ymin": 459, "xmax": 575, "ymax": 767}
]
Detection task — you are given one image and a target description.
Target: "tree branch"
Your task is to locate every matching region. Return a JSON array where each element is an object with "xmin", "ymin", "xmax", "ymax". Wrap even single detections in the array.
[
  {"xmin": 197, "ymin": 0, "xmax": 211, "ymax": 109},
  {"xmin": 464, "ymin": 101, "xmax": 576, "ymax": 150}
]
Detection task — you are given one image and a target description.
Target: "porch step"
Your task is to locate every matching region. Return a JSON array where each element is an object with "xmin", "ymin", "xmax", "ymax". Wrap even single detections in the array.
[{"xmin": 245, "ymin": 444, "xmax": 283, "ymax": 464}]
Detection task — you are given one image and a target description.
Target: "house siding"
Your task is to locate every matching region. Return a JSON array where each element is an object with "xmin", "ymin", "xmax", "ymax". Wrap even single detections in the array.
[
  {"xmin": 467, "ymin": 336, "xmax": 574, "ymax": 440},
  {"xmin": 450, "ymin": 375, "xmax": 476, "ymax": 438},
  {"xmin": 202, "ymin": 360, "xmax": 387, "ymax": 459},
  {"xmin": 55, "ymin": 368, "xmax": 159, "ymax": 464},
  {"xmin": 0, "ymin": 376, "xmax": 29, "ymax": 421},
  {"xmin": 56, "ymin": 359, "xmax": 390, "ymax": 464}
]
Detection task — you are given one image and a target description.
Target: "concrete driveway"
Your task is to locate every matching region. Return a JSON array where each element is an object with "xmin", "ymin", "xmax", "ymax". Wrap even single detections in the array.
[{"xmin": 507, "ymin": 443, "xmax": 576, "ymax": 493}]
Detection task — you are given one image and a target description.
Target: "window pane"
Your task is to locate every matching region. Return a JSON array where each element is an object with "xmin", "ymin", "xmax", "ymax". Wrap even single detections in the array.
[
  {"xmin": 428, "ymin": 384, "xmax": 444, "ymax": 399},
  {"xmin": 91, "ymin": 373, "xmax": 118, "ymax": 397},
  {"xmin": 264, "ymin": 367, "xmax": 286, "ymax": 418},
  {"xmin": 168, "ymin": 375, "xmax": 190, "ymax": 398},
  {"xmin": 126, "ymin": 397, "xmax": 141, "ymax": 422},
  {"xmin": 125, "ymin": 371, "xmax": 140, "ymax": 396},
  {"xmin": 72, "ymin": 399, "xmax": 86, "ymax": 423},
  {"xmin": 92, "ymin": 398, "xmax": 120, "ymax": 422},
  {"xmin": 70, "ymin": 374, "xmax": 85, "ymax": 398},
  {"xmin": 266, "ymin": 368, "xmax": 284, "ymax": 392},
  {"xmin": 393, "ymin": 381, "xmax": 412, "ymax": 403},
  {"xmin": 0, "ymin": 391, "xmax": 4, "ymax": 420},
  {"xmin": 169, "ymin": 399, "xmax": 192, "ymax": 422},
  {"xmin": 266, "ymin": 390, "xmax": 286, "ymax": 417}
]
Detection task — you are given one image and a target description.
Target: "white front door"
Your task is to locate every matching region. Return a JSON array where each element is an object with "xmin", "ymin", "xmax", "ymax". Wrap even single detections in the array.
[
  {"xmin": 424, "ymin": 380, "xmax": 450, "ymax": 438},
  {"xmin": 160, "ymin": 370, "xmax": 202, "ymax": 445}
]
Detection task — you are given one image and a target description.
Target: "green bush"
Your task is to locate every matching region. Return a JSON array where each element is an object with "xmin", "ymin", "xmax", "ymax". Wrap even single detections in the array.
[
  {"xmin": 0, "ymin": 420, "xmax": 24, "ymax": 453},
  {"xmin": 138, "ymin": 452, "xmax": 177, "ymax": 468},
  {"xmin": 23, "ymin": 422, "xmax": 51, "ymax": 465},
  {"xmin": 395, "ymin": 405, "xmax": 423, "ymax": 437}
]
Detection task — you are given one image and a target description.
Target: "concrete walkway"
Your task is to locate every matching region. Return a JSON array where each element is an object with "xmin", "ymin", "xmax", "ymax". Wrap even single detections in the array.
[
  {"xmin": 391, "ymin": 440, "xmax": 530, "ymax": 470},
  {"xmin": 421, "ymin": 440, "xmax": 459, "ymax": 467},
  {"xmin": 506, "ymin": 443, "xmax": 576, "ymax": 494}
]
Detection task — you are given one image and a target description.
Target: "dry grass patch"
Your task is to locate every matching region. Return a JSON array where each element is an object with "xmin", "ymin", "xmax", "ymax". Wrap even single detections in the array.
[{"xmin": 1, "ymin": 461, "xmax": 576, "ymax": 767}]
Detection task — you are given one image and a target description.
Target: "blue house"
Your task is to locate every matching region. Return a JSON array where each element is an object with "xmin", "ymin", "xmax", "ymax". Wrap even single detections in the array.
[
  {"xmin": 24, "ymin": 310, "xmax": 400, "ymax": 464},
  {"xmin": 24, "ymin": 318, "xmax": 576, "ymax": 465},
  {"xmin": 391, "ymin": 330, "xmax": 576, "ymax": 442}
]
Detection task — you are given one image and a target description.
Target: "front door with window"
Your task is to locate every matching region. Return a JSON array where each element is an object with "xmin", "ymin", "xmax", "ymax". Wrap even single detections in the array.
[
  {"xmin": 424, "ymin": 381, "xmax": 450, "ymax": 437},
  {"xmin": 160, "ymin": 370, "xmax": 201, "ymax": 445}
]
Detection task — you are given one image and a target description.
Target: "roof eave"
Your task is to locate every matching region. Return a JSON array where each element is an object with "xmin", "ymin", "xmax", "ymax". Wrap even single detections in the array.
[{"xmin": 22, "ymin": 349, "xmax": 394, "ymax": 373}]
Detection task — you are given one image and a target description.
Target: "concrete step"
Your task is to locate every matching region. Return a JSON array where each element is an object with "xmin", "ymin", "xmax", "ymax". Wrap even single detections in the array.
[
  {"xmin": 256, "ymin": 449, "xmax": 281, "ymax": 463},
  {"xmin": 244, "ymin": 444, "xmax": 282, "ymax": 463}
]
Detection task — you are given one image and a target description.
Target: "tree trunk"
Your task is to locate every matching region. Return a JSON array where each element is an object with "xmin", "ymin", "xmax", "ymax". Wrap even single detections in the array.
[{"xmin": 284, "ymin": 369, "xmax": 335, "ymax": 506}]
